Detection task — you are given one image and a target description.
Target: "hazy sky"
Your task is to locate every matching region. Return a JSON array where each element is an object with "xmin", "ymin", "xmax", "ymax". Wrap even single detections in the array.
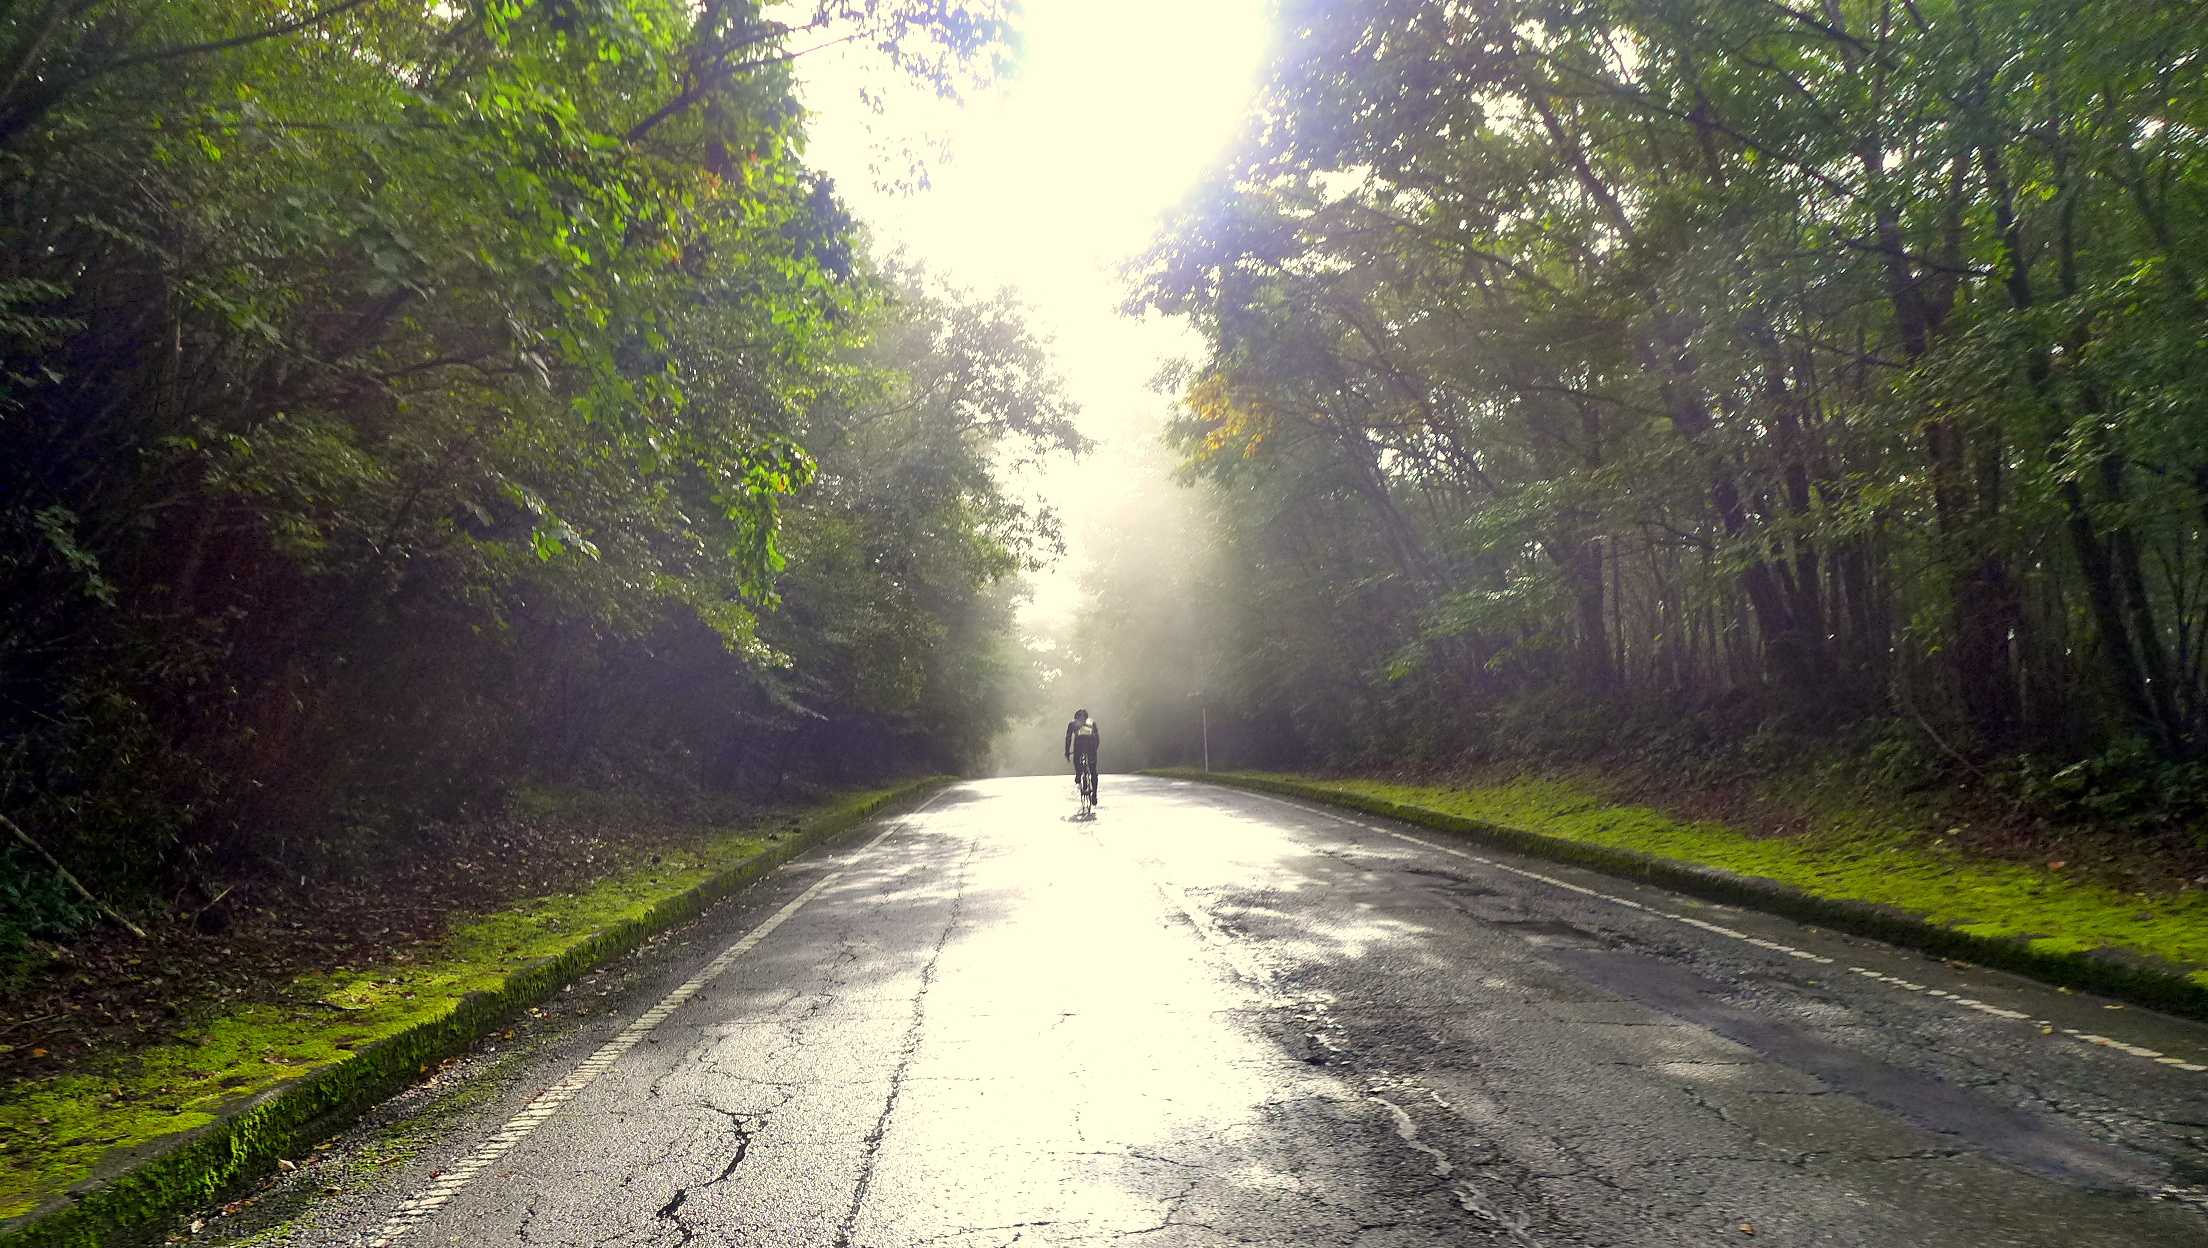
[{"xmin": 793, "ymin": 1, "xmax": 1272, "ymax": 628}]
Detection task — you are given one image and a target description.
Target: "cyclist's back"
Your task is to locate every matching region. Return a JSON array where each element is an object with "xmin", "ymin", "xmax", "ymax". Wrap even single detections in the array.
[{"xmin": 1064, "ymin": 708, "xmax": 1101, "ymax": 806}]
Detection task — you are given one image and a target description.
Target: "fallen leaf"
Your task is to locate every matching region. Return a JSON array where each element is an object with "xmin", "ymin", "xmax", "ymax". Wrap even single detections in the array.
[{"xmin": 276, "ymin": 1158, "xmax": 296, "ymax": 1172}]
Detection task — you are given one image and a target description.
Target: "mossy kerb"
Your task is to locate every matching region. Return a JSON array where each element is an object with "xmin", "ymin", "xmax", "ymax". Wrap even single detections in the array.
[{"xmin": 0, "ymin": 779, "xmax": 946, "ymax": 1248}]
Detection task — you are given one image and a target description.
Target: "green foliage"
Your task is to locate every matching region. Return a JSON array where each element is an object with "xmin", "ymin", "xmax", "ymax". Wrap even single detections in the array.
[
  {"xmin": 0, "ymin": 1, "xmax": 1063, "ymax": 918},
  {"xmin": 1998, "ymin": 740, "xmax": 2208, "ymax": 830},
  {"xmin": 0, "ymin": 846, "xmax": 90, "ymax": 992},
  {"xmin": 1859, "ymin": 722, "xmax": 1950, "ymax": 796},
  {"xmin": 1130, "ymin": 0, "xmax": 2208, "ymax": 794}
]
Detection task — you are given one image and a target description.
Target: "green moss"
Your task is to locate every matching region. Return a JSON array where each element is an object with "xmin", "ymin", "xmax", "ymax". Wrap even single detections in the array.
[
  {"xmin": 0, "ymin": 784, "xmax": 915, "ymax": 1227},
  {"xmin": 1218, "ymin": 771, "xmax": 2208, "ymax": 981},
  {"xmin": 195, "ymin": 1043, "xmax": 539, "ymax": 1248}
]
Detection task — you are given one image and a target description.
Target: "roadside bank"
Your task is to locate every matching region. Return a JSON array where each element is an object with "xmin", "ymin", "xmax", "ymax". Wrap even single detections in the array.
[
  {"xmin": 0, "ymin": 779, "xmax": 947, "ymax": 1248},
  {"xmin": 1156, "ymin": 770, "xmax": 2208, "ymax": 1023}
]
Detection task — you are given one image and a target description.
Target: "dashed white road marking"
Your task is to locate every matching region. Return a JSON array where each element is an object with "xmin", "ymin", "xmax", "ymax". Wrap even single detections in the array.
[
  {"xmin": 1232, "ymin": 788, "xmax": 2208, "ymax": 1078},
  {"xmin": 363, "ymin": 789, "xmax": 952, "ymax": 1246},
  {"xmin": 1846, "ymin": 965, "xmax": 2037, "ymax": 1023}
]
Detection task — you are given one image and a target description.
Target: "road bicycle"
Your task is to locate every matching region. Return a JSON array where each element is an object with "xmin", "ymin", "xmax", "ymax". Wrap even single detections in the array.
[{"xmin": 1071, "ymin": 753, "xmax": 1097, "ymax": 820}]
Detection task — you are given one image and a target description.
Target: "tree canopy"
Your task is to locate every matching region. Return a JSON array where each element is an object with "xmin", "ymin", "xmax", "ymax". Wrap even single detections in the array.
[
  {"xmin": 1136, "ymin": 0, "xmax": 2208, "ymax": 789},
  {"xmin": 0, "ymin": 0, "xmax": 1073, "ymax": 907}
]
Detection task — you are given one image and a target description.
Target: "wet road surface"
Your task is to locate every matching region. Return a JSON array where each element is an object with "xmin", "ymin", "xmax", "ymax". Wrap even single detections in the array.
[{"xmin": 218, "ymin": 776, "xmax": 2208, "ymax": 1246}]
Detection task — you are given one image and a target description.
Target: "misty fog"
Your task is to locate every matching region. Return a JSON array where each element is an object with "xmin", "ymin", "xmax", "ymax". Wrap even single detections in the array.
[{"xmin": 986, "ymin": 438, "xmax": 1234, "ymax": 778}]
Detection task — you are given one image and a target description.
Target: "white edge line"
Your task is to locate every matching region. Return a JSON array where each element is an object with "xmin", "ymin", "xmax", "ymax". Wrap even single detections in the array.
[
  {"xmin": 1228, "ymin": 787, "xmax": 2206, "ymax": 1078},
  {"xmin": 364, "ymin": 785, "xmax": 954, "ymax": 1245}
]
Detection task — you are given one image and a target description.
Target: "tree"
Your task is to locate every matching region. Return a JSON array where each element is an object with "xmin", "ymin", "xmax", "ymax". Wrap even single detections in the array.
[
  {"xmin": 1132, "ymin": 0, "xmax": 2208, "ymax": 775},
  {"xmin": 0, "ymin": 0, "xmax": 1069, "ymax": 903}
]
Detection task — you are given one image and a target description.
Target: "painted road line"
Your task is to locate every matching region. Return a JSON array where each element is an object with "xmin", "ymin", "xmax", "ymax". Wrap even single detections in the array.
[
  {"xmin": 1232, "ymin": 788, "xmax": 2208, "ymax": 1078},
  {"xmin": 363, "ymin": 789, "xmax": 952, "ymax": 1247}
]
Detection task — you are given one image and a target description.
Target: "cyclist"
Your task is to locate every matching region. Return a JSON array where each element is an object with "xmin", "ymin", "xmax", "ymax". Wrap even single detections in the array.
[{"xmin": 1063, "ymin": 708, "xmax": 1101, "ymax": 808}]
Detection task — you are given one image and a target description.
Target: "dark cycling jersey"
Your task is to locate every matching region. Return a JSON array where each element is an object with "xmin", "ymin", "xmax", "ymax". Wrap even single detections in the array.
[{"xmin": 1064, "ymin": 718, "xmax": 1100, "ymax": 762}]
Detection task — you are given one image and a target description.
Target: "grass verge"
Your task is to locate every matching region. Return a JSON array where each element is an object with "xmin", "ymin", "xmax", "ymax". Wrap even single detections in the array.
[
  {"xmin": 1157, "ymin": 769, "xmax": 2208, "ymax": 1021},
  {"xmin": 0, "ymin": 778, "xmax": 947, "ymax": 1248}
]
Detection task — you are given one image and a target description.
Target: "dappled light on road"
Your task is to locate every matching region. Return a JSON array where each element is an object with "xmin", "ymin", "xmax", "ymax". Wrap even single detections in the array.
[{"xmin": 266, "ymin": 778, "xmax": 2203, "ymax": 1247}]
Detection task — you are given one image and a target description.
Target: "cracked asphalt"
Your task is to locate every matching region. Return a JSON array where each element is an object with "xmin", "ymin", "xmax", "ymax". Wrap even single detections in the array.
[{"xmin": 203, "ymin": 776, "xmax": 2208, "ymax": 1246}]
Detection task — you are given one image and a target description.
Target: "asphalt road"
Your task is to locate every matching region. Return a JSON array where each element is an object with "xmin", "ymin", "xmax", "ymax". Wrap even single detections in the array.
[{"xmin": 206, "ymin": 776, "xmax": 2208, "ymax": 1247}]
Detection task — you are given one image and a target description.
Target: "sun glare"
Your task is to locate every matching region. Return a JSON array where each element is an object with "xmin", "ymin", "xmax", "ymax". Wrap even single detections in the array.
[
  {"xmin": 799, "ymin": 1, "xmax": 1266, "ymax": 377},
  {"xmin": 795, "ymin": 0, "xmax": 1272, "ymax": 630}
]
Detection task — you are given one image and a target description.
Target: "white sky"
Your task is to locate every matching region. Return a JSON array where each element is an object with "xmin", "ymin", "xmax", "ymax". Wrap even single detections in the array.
[{"xmin": 792, "ymin": 0, "xmax": 1272, "ymax": 630}]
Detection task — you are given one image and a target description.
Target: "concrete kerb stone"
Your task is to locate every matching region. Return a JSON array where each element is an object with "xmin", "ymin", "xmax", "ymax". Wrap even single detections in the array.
[
  {"xmin": 1154, "ymin": 769, "xmax": 2208, "ymax": 1025},
  {"xmin": 0, "ymin": 778, "xmax": 951, "ymax": 1248}
]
